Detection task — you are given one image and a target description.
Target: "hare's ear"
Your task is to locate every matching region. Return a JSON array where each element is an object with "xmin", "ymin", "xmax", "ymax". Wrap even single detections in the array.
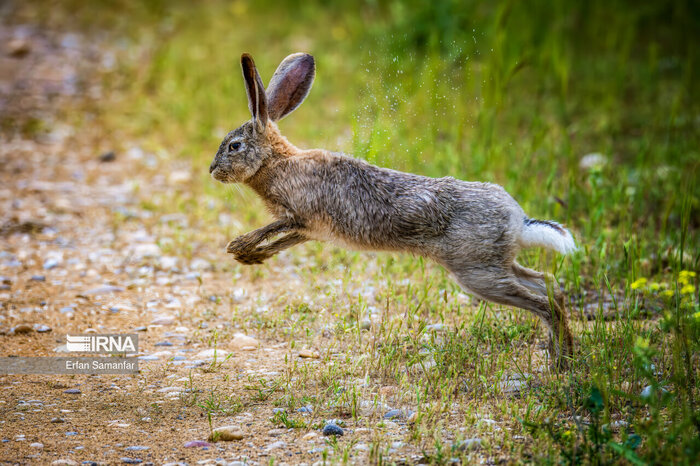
[
  {"xmin": 241, "ymin": 53, "xmax": 268, "ymax": 132},
  {"xmin": 266, "ymin": 53, "xmax": 315, "ymax": 121}
]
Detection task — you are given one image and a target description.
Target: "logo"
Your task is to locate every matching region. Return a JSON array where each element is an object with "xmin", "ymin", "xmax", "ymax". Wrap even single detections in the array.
[{"xmin": 65, "ymin": 334, "xmax": 138, "ymax": 354}]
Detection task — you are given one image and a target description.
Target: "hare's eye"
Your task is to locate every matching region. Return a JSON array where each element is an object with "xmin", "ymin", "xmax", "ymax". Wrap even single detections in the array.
[{"xmin": 229, "ymin": 141, "xmax": 241, "ymax": 151}]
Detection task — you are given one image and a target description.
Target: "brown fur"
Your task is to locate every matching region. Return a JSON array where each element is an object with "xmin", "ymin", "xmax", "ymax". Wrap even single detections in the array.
[{"xmin": 209, "ymin": 53, "xmax": 578, "ymax": 370}]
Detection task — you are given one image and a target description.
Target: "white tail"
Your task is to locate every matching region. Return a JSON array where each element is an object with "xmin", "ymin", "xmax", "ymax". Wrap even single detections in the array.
[{"xmin": 519, "ymin": 219, "xmax": 577, "ymax": 255}]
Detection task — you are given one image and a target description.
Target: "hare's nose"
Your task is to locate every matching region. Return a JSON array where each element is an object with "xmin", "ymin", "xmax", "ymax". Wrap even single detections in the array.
[{"xmin": 209, "ymin": 160, "xmax": 218, "ymax": 173}]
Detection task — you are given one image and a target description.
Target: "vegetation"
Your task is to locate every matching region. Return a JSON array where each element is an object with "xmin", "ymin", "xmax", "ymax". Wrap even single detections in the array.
[{"xmin": 14, "ymin": 0, "xmax": 699, "ymax": 463}]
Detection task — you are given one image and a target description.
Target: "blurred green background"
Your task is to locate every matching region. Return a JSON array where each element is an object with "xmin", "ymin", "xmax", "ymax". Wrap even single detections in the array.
[{"xmin": 20, "ymin": 0, "xmax": 700, "ymax": 279}]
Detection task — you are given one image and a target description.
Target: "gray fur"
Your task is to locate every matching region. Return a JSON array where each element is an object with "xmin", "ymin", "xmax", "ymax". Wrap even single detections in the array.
[{"xmin": 210, "ymin": 53, "xmax": 577, "ymax": 370}]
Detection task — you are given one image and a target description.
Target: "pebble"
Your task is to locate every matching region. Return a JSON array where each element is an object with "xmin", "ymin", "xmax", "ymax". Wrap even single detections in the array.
[
  {"xmin": 43, "ymin": 258, "xmax": 59, "ymax": 270},
  {"xmin": 99, "ymin": 151, "xmax": 116, "ymax": 162},
  {"xmin": 154, "ymin": 341, "xmax": 173, "ymax": 347},
  {"xmin": 299, "ymin": 349, "xmax": 320, "ymax": 359},
  {"xmin": 82, "ymin": 285, "xmax": 124, "ymax": 296},
  {"xmin": 195, "ymin": 349, "xmax": 230, "ymax": 360},
  {"xmin": 184, "ymin": 440, "xmax": 211, "ymax": 448},
  {"xmin": 322, "ymin": 424, "xmax": 344, "ymax": 436},
  {"xmin": 425, "ymin": 323, "xmax": 445, "ymax": 332},
  {"xmin": 31, "ymin": 275, "xmax": 46, "ymax": 282},
  {"xmin": 455, "ymin": 438, "xmax": 482, "ymax": 451},
  {"xmin": 265, "ymin": 440, "xmax": 287, "ymax": 450},
  {"xmin": 30, "ymin": 442, "xmax": 44, "ymax": 448},
  {"xmin": 302, "ymin": 432, "xmax": 318, "ymax": 440},
  {"xmin": 120, "ymin": 458, "xmax": 142, "ymax": 464},
  {"xmin": 297, "ymin": 405, "xmax": 313, "ymax": 413},
  {"xmin": 64, "ymin": 389, "xmax": 81, "ymax": 395},
  {"xmin": 231, "ymin": 333, "xmax": 259, "ymax": 351},
  {"xmin": 51, "ymin": 461, "xmax": 78, "ymax": 466},
  {"xmin": 125, "ymin": 446, "xmax": 149, "ymax": 451},
  {"xmin": 0, "ymin": 276, "xmax": 11, "ymax": 285},
  {"xmin": 51, "ymin": 417, "xmax": 66, "ymax": 423},
  {"xmin": 12, "ymin": 324, "xmax": 34, "ymax": 335},
  {"xmin": 8, "ymin": 37, "xmax": 31, "ymax": 57},
  {"xmin": 384, "ymin": 409, "xmax": 413, "ymax": 421},
  {"xmin": 360, "ymin": 319, "xmax": 371, "ymax": 330},
  {"xmin": 208, "ymin": 426, "xmax": 245, "ymax": 442},
  {"xmin": 34, "ymin": 324, "xmax": 52, "ymax": 333},
  {"xmin": 151, "ymin": 314, "xmax": 175, "ymax": 325}
]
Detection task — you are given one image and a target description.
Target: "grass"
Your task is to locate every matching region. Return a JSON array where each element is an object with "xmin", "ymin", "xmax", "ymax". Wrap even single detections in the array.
[{"xmin": 9, "ymin": 0, "xmax": 700, "ymax": 463}]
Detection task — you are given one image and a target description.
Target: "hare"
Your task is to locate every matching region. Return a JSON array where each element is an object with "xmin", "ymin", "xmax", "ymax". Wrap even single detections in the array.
[{"xmin": 209, "ymin": 53, "xmax": 577, "ymax": 369}]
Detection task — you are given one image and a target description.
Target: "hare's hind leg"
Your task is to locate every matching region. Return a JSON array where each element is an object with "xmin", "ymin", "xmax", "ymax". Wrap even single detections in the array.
[
  {"xmin": 511, "ymin": 262, "xmax": 574, "ymax": 369},
  {"xmin": 448, "ymin": 264, "xmax": 573, "ymax": 370}
]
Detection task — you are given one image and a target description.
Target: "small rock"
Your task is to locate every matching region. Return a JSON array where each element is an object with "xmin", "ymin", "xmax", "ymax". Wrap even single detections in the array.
[
  {"xmin": 12, "ymin": 324, "xmax": 34, "ymax": 335},
  {"xmin": 51, "ymin": 417, "xmax": 66, "ymax": 423},
  {"xmin": 30, "ymin": 442, "xmax": 44, "ymax": 448},
  {"xmin": 302, "ymin": 432, "xmax": 318, "ymax": 441},
  {"xmin": 231, "ymin": 333, "xmax": 259, "ymax": 351},
  {"xmin": 30, "ymin": 275, "xmax": 46, "ymax": 282},
  {"xmin": 455, "ymin": 438, "xmax": 482, "ymax": 451},
  {"xmin": 297, "ymin": 405, "xmax": 313, "ymax": 414},
  {"xmin": 99, "ymin": 151, "xmax": 116, "ymax": 162},
  {"xmin": 265, "ymin": 440, "xmax": 287, "ymax": 450},
  {"xmin": 425, "ymin": 323, "xmax": 445, "ymax": 332},
  {"xmin": 8, "ymin": 38, "xmax": 31, "ymax": 57},
  {"xmin": 82, "ymin": 285, "xmax": 124, "ymax": 296},
  {"xmin": 195, "ymin": 348, "xmax": 230, "ymax": 360},
  {"xmin": 360, "ymin": 319, "xmax": 371, "ymax": 330},
  {"xmin": 208, "ymin": 426, "xmax": 245, "ymax": 442},
  {"xmin": 34, "ymin": 324, "xmax": 52, "ymax": 333},
  {"xmin": 51, "ymin": 460, "xmax": 78, "ymax": 466},
  {"xmin": 184, "ymin": 440, "xmax": 211, "ymax": 448},
  {"xmin": 151, "ymin": 314, "xmax": 175, "ymax": 325},
  {"xmin": 298, "ymin": 349, "xmax": 320, "ymax": 359},
  {"xmin": 120, "ymin": 458, "xmax": 142, "ymax": 464},
  {"xmin": 384, "ymin": 409, "xmax": 413, "ymax": 421},
  {"xmin": 322, "ymin": 424, "xmax": 344, "ymax": 436},
  {"xmin": 267, "ymin": 428, "xmax": 286, "ymax": 437},
  {"xmin": 43, "ymin": 258, "xmax": 59, "ymax": 270},
  {"xmin": 0, "ymin": 276, "xmax": 11, "ymax": 285},
  {"xmin": 63, "ymin": 389, "xmax": 81, "ymax": 395},
  {"xmin": 154, "ymin": 341, "xmax": 173, "ymax": 347},
  {"xmin": 125, "ymin": 446, "xmax": 149, "ymax": 451}
]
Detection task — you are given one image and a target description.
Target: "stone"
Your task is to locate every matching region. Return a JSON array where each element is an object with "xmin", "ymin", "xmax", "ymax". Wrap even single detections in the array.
[
  {"xmin": 43, "ymin": 258, "xmax": 60, "ymax": 270},
  {"xmin": 195, "ymin": 349, "xmax": 230, "ymax": 360},
  {"xmin": 34, "ymin": 324, "xmax": 52, "ymax": 333},
  {"xmin": 51, "ymin": 417, "xmax": 66, "ymax": 423},
  {"xmin": 184, "ymin": 440, "xmax": 211, "ymax": 448},
  {"xmin": 120, "ymin": 458, "xmax": 142, "ymax": 464},
  {"xmin": 151, "ymin": 314, "xmax": 175, "ymax": 325},
  {"xmin": 125, "ymin": 446, "xmax": 149, "ymax": 451},
  {"xmin": 12, "ymin": 324, "xmax": 34, "ymax": 335},
  {"xmin": 299, "ymin": 349, "xmax": 320, "ymax": 359},
  {"xmin": 82, "ymin": 285, "xmax": 124, "ymax": 296},
  {"xmin": 384, "ymin": 409, "xmax": 414, "ymax": 421},
  {"xmin": 51, "ymin": 460, "xmax": 78, "ymax": 466},
  {"xmin": 455, "ymin": 438, "xmax": 482, "ymax": 451},
  {"xmin": 30, "ymin": 442, "xmax": 43, "ymax": 448},
  {"xmin": 208, "ymin": 426, "xmax": 245, "ymax": 442},
  {"xmin": 265, "ymin": 441, "xmax": 286, "ymax": 450},
  {"xmin": 322, "ymin": 424, "xmax": 344, "ymax": 436},
  {"xmin": 63, "ymin": 389, "xmax": 81, "ymax": 395},
  {"xmin": 231, "ymin": 333, "xmax": 259, "ymax": 351},
  {"xmin": 99, "ymin": 151, "xmax": 116, "ymax": 162}
]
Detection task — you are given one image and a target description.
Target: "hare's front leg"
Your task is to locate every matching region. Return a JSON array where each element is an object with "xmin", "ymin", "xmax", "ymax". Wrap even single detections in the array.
[
  {"xmin": 226, "ymin": 219, "xmax": 296, "ymax": 255},
  {"xmin": 235, "ymin": 232, "xmax": 308, "ymax": 264}
]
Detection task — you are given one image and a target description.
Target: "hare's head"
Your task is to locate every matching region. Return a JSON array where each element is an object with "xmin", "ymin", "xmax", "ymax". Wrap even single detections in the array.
[{"xmin": 210, "ymin": 52, "xmax": 315, "ymax": 183}]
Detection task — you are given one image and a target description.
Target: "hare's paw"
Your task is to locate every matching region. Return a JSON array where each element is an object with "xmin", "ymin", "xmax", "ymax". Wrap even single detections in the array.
[
  {"xmin": 227, "ymin": 237, "xmax": 249, "ymax": 254},
  {"xmin": 233, "ymin": 248, "xmax": 270, "ymax": 265}
]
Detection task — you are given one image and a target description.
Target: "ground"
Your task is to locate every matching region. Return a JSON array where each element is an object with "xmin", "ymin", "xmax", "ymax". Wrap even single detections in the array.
[{"xmin": 1, "ymin": 2, "xmax": 698, "ymax": 466}]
